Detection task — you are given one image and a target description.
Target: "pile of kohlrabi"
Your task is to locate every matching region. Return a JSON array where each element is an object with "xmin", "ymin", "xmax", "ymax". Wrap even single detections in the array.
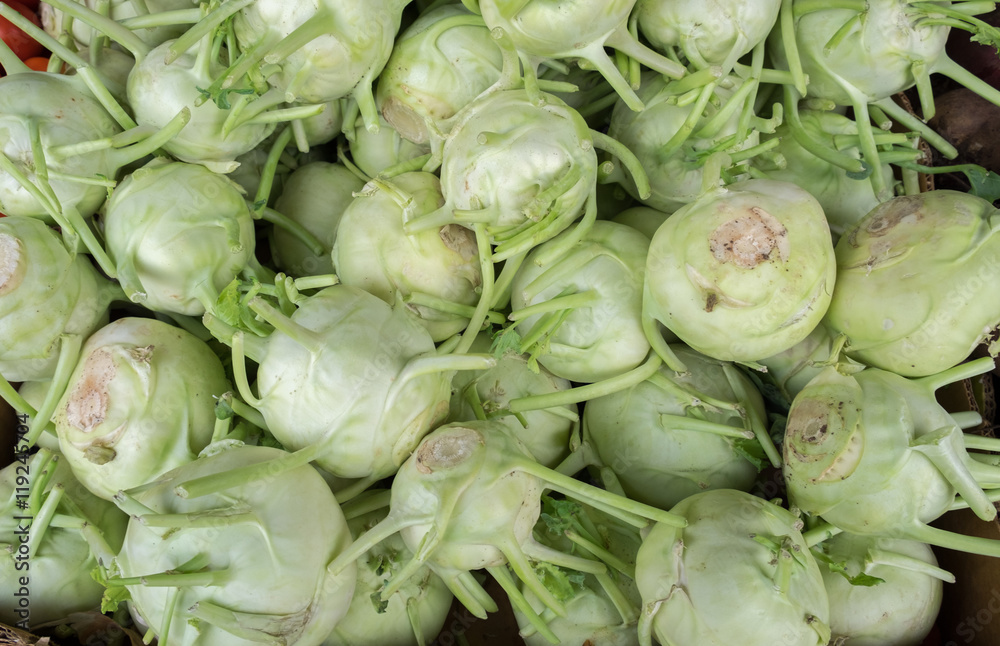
[{"xmin": 2, "ymin": 0, "xmax": 1000, "ymax": 644}]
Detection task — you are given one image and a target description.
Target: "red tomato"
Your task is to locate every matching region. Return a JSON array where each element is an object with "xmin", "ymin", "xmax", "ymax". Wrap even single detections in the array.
[{"xmin": 0, "ymin": 1, "xmax": 45, "ymax": 63}]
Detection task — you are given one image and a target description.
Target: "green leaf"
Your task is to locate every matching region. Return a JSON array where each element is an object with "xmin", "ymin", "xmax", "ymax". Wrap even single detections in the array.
[
  {"xmin": 92, "ymin": 565, "xmax": 132, "ymax": 613},
  {"xmin": 196, "ymin": 85, "xmax": 256, "ymax": 111},
  {"xmin": 532, "ymin": 562, "xmax": 584, "ymax": 603},
  {"xmin": 371, "ymin": 585, "xmax": 390, "ymax": 614},
  {"xmin": 826, "ymin": 559, "xmax": 885, "ymax": 587},
  {"xmin": 812, "ymin": 549, "xmax": 885, "ymax": 587},
  {"xmin": 215, "ymin": 278, "xmax": 244, "ymax": 328},
  {"xmin": 539, "ymin": 496, "xmax": 582, "ymax": 536},
  {"xmin": 897, "ymin": 162, "xmax": 1000, "ymax": 203},
  {"xmin": 734, "ymin": 437, "xmax": 766, "ymax": 472},
  {"xmin": 963, "ymin": 165, "xmax": 1000, "ymax": 202},
  {"xmin": 490, "ymin": 325, "xmax": 523, "ymax": 358}
]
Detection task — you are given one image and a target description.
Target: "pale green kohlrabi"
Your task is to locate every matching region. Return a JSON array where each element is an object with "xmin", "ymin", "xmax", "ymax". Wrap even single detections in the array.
[
  {"xmin": 404, "ymin": 88, "xmax": 620, "ymax": 263},
  {"xmin": 110, "ymin": 444, "xmax": 357, "ymax": 646},
  {"xmin": 513, "ymin": 495, "xmax": 643, "ymax": 646},
  {"xmin": 477, "ymin": 0, "xmax": 686, "ymax": 111},
  {"xmin": 40, "ymin": 0, "xmax": 199, "ymax": 49},
  {"xmin": 782, "ymin": 356, "xmax": 1000, "ymax": 557},
  {"xmin": 606, "ymin": 70, "xmax": 770, "ymax": 215},
  {"xmin": 643, "ymin": 178, "xmax": 837, "ymax": 364},
  {"xmin": 0, "ymin": 54, "xmax": 187, "ymax": 276},
  {"xmin": 636, "ymin": 0, "xmax": 781, "ymax": 71},
  {"xmin": 447, "ymin": 331, "xmax": 577, "ymax": 469},
  {"xmin": 518, "ymin": 576, "xmax": 640, "ymax": 646},
  {"xmin": 376, "ymin": 3, "xmax": 503, "ymax": 145},
  {"xmin": 503, "ymin": 219, "xmax": 651, "ymax": 383},
  {"xmin": 823, "ymin": 190, "xmax": 1000, "ymax": 377},
  {"xmin": 346, "ymin": 112, "xmax": 432, "ymax": 179},
  {"xmin": 757, "ymin": 323, "xmax": 839, "ymax": 408},
  {"xmin": 271, "ymin": 161, "xmax": 365, "ymax": 279},
  {"xmin": 635, "ymin": 489, "xmax": 831, "ymax": 646},
  {"xmin": 52, "ymin": 317, "xmax": 230, "ymax": 501},
  {"xmin": 767, "ymin": 0, "xmax": 1000, "ymax": 199},
  {"xmin": 0, "ymin": 216, "xmax": 120, "ymax": 383},
  {"xmin": 608, "ymin": 205, "xmax": 671, "ymax": 242},
  {"xmin": 323, "ymin": 420, "xmax": 686, "ymax": 645},
  {"xmin": 322, "ymin": 501, "xmax": 454, "ymax": 646},
  {"xmin": 229, "ymin": 0, "xmax": 410, "ymax": 129},
  {"xmin": 42, "ymin": 0, "xmax": 323, "ymax": 174},
  {"xmin": 125, "ymin": 38, "xmax": 279, "ymax": 173},
  {"xmin": 813, "ymin": 533, "xmax": 952, "ymax": 646},
  {"xmin": 102, "ymin": 159, "xmax": 266, "ymax": 317},
  {"xmin": 753, "ymin": 109, "xmax": 899, "ymax": 241},
  {"xmin": 0, "ymin": 449, "xmax": 128, "ymax": 628},
  {"xmin": 580, "ymin": 343, "xmax": 779, "ymax": 511},
  {"xmin": 332, "ymin": 171, "xmax": 483, "ymax": 342},
  {"xmin": 202, "ymin": 283, "xmax": 495, "ymax": 492}
]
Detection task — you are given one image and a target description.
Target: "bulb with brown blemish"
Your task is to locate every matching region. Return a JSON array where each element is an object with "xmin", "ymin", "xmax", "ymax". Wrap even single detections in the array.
[
  {"xmin": 52, "ymin": 317, "xmax": 230, "ymax": 501},
  {"xmin": 643, "ymin": 178, "xmax": 836, "ymax": 363},
  {"xmin": 0, "ymin": 216, "xmax": 121, "ymax": 382},
  {"xmin": 824, "ymin": 189, "xmax": 1000, "ymax": 377}
]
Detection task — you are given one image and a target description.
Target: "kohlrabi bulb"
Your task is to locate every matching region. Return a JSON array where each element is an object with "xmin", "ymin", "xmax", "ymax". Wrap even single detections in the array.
[
  {"xmin": 332, "ymin": 171, "xmax": 483, "ymax": 342},
  {"xmin": 250, "ymin": 285, "xmax": 454, "ymax": 481},
  {"xmin": 768, "ymin": 0, "xmax": 949, "ymax": 108},
  {"xmin": 115, "ymin": 444, "xmax": 357, "ymax": 646},
  {"xmin": 636, "ymin": 0, "xmax": 781, "ymax": 70},
  {"xmin": 52, "ymin": 317, "xmax": 230, "ymax": 501},
  {"xmin": 41, "ymin": 0, "xmax": 199, "ymax": 49},
  {"xmin": 643, "ymin": 178, "xmax": 836, "ymax": 363},
  {"xmin": 815, "ymin": 534, "xmax": 950, "ymax": 646},
  {"xmin": 126, "ymin": 39, "xmax": 276, "ymax": 172},
  {"xmin": 271, "ymin": 161, "xmax": 365, "ymax": 278},
  {"xmin": 323, "ymin": 420, "xmax": 686, "ymax": 629},
  {"xmin": 515, "ymin": 496, "xmax": 642, "ymax": 646},
  {"xmin": 758, "ymin": 323, "xmax": 838, "ymax": 407},
  {"xmin": 582, "ymin": 344, "xmax": 769, "ymax": 510},
  {"xmin": 0, "ymin": 71, "xmax": 122, "ymax": 220},
  {"xmin": 755, "ymin": 109, "xmax": 889, "ymax": 239},
  {"xmin": 782, "ymin": 358, "xmax": 1000, "ymax": 551},
  {"xmin": 447, "ymin": 332, "xmax": 576, "ymax": 469},
  {"xmin": 0, "ymin": 216, "xmax": 119, "ymax": 382},
  {"xmin": 231, "ymin": 0, "xmax": 408, "ymax": 119},
  {"xmin": 823, "ymin": 190, "xmax": 1000, "ymax": 377},
  {"xmin": 635, "ymin": 489, "xmax": 831, "ymax": 646},
  {"xmin": 609, "ymin": 205, "xmax": 670, "ymax": 241},
  {"xmin": 0, "ymin": 449, "xmax": 128, "ymax": 628},
  {"xmin": 477, "ymin": 0, "xmax": 685, "ymax": 111},
  {"xmin": 376, "ymin": 3, "xmax": 503, "ymax": 144},
  {"xmin": 516, "ymin": 574, "xmax": 640, "ymax": 646},
  {"xmin": 607, "ymin": 72, "xmax": 761, "ymax": 214},
  {"xmin": 102, "ymin": 159, "xmax": 259, "ymax": 316},
  {"xmin": 322, "ymin": 506, "xmax": 454, "ymax": 646},
  {"xmin": 347, "ymin": 113, "xmax": 432, "ymax": 178},
  {"xmin": 508, "ymin": 219, "xmax": 650, "ymax": 383},
  {"xmin": 410, "ymin": 88, "xmax": 598, "ymax": 261}
]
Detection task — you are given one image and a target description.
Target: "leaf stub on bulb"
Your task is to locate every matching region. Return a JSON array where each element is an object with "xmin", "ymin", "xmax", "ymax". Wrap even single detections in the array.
[
  {"xmin": 415, "ymin": 426, "xmax": 484, "ymax": 474},
  {"xmin": 64, "ymin": 347, "xmax": 116, "ymax": 433},
  {"xmin": 709, "ymin": 206, "xmax": 790, "ymax": 269},
  {"xmin": 0, "ymin": 233, "xmax": 24, "ymax": 295},
  {"xmin": 785, "ymin": 396, "xmax": 864, "ymax": 483}
]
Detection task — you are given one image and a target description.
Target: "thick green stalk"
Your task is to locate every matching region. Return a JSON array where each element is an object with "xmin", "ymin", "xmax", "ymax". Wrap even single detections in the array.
[
  {"xmin": 509, "ymin": 352, "xmax": 663, "ymax": 413},
  {"xmin": 487, "ymin": 564, "xmax": 561, "ymax": 644}
]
